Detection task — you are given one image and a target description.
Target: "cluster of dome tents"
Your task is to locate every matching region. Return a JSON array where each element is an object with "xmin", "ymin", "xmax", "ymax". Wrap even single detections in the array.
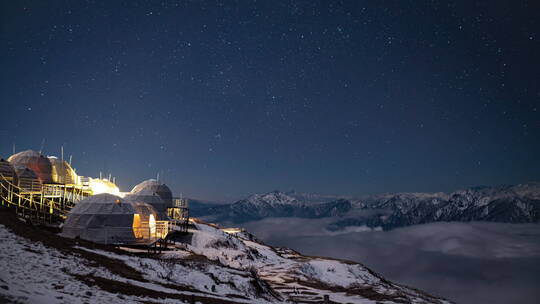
[
  {"xmin": 0, "ymin": 150, "xmax": 187, "ymax": 246},
  {"xmin": 1, "ymin": 150, "xmax": 112, "ymax": 193},
  {"xmin": 62, "ymin": 180, "xmax": 176, "ymax": 245}
]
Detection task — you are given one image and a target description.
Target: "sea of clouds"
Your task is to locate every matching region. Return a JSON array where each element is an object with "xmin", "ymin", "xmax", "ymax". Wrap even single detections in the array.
[{"xmin": 242, "ymin": 218, "xmax": 540, "ymax": 304}]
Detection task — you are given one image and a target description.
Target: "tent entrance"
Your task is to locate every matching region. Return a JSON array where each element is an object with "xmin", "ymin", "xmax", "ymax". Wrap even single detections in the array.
[
  {"xmin": 149, "ymin": 214, "xmax": 156, "ymax": 237},
  {"xmin": 133, "ymin": 213, "xmax": 157, "ymax": 239},
  {"xmin": 133, "ymin": 214, "xmax": 143, "ymax": 238}
]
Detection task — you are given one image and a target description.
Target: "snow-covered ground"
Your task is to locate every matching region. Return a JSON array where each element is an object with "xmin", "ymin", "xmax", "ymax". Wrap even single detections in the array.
[
  {"xmin": 0, "ymin": 220, "xmax": 279, "ymax": 304},
  {"xmin": 0, "ymin": 214, "xmax": 451, "ymax": 304},
  {"xmin": 0, "ymin": 224, "xmax": 148, "ymax": 304}
]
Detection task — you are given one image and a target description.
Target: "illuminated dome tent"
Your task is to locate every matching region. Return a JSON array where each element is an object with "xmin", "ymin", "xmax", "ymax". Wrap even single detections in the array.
[
  {"xmin": 88, "ymin": 178, "xmax": 120, "ymax": 196},
  {"xmin": 127, "ymin": 179, "xmax": 174, "ymax": 220},
  {"xmin": 131, "ymin": 202, "xmax": 159, "ymax": 239},
  {"xmin": 8, "ymin": 150, "xmax": 54, "ymax": 184},
  {"xmin": 61, "ymin": 193, "xmax": 159, "ymax": 245},
  {"xmin": 48, "ymin": 156, "xmax": 78, "ymax": 185}
]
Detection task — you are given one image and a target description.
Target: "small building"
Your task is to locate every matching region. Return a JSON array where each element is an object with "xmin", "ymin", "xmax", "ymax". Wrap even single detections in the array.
[
  {"xmin": 61, "ymin": 193, "xmax": 161, "ymax": 245},
  {"xmin": 8, "ymin": 150, "xmax": 54, "ymax": 184}
]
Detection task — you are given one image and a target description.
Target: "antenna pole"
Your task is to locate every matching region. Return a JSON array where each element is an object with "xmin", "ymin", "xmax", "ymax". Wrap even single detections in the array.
[
  {"xmin": 60, "ymin": 145, "xmax": 64, "ymax": 183},
  {"xmin": 39, "ymin": 138, "xmax": 45, "ymax": 154},
  {"xmin": 12, "ymin": 143, "xmax": 15, "ymax": 155}
]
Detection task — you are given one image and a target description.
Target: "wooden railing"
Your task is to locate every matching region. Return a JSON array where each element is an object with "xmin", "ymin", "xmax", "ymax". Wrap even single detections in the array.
[
  {"xmin": 0, "ymin": 173, "xmax": 68, "ymax": 221},
  {"xmin": 155, "ymin": 220, "xmax": 169, "ymax": 239},
  {"xmin": 0, "ymin": 173, "xmax": 93, "ymax": 223}
]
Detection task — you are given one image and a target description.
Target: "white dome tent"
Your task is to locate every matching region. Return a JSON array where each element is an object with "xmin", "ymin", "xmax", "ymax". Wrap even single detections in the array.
[
  {"xmin": 131, "ymin": 179, "xmax": 173, "ymax": 202},
  {"xmin": 61, "ymin": 193, "xmax": 160, "ymax": 245}
]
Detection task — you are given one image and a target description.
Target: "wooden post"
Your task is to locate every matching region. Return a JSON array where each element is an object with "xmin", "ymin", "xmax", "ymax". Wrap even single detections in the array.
[{"xmin": 324, "ymin": 295, "xmax": 330, "ymax": 304}]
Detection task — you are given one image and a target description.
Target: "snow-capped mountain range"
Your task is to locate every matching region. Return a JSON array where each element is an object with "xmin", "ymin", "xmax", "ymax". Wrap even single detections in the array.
[
  {"xmin": 192, "ymin": 183, "xmax": 540, "ymax": 230},
  {"xmin": 193, "ymin": 191, "xmax": 353, "ymax": 223}
]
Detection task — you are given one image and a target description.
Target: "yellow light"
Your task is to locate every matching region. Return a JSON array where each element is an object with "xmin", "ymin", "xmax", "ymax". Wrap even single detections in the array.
[
  {"xmin": 149, "ymin": 214, "xmax": 156, "ymax": 237},
  {"xmin": 89, "ymin": 178, "xmax": 120, "ymax": 195},
  {"xmin": 133, "ymin": 214, "xmax": 141, "ymax": 238}
]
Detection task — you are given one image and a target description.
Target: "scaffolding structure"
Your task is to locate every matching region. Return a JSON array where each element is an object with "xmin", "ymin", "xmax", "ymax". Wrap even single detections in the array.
[
  {"xmin": 0, "ymin": 173, "xmax": 92, "ymax": 224},
  {"xmin": 167, "ymin": 197, "xmax": 190, "ymax": 233},
  {"xmin": 1, "ymin": 172, "xmax": 190, "ymax": 246}
]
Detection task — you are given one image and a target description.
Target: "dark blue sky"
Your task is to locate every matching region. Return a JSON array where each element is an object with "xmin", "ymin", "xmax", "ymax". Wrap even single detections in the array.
[{"xmin": 1, "ymin": 1, "xmax": 539, "ymax": 201}]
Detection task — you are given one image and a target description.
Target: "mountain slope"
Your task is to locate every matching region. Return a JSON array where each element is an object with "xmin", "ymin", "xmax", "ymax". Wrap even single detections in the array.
[{"xmin": 0, "ymin": 209, "xmax": 449, "ymax": 304}]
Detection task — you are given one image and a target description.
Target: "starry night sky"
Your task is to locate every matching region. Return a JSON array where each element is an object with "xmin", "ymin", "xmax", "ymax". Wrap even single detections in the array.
[{"xmin": 1, "ymin": 1, "xmax": 539, "ymax": 201}]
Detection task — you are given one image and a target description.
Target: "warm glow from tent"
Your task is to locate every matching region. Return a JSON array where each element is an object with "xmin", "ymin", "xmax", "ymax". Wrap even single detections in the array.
[
  {"xmin": 133, "ymin": 214, "xmax": 142, "ymax": 238},
  {"xmin": 89, "ymin": 178, "xmax": 120, "ymax": 195},
  {"xmin": 149, "ymin": 214, "xmax": 156, "ymax": 237}
]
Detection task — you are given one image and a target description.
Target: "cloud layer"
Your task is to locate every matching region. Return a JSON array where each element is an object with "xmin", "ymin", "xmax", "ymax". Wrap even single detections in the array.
[{"xmin": 242, "ymin": 219, "xmax": 540, "ymax": 304}]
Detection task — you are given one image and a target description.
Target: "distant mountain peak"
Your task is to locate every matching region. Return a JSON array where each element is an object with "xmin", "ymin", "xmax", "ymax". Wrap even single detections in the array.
[
  {"xmin": 246, "ymin": 190, "xmax": 299, "ymax": 206},
  {"xmin": 193, "ymin": 182, "xmax": 540, "ymax": 229}
]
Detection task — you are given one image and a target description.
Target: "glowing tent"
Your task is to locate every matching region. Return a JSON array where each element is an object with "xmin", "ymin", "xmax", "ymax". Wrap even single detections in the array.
[
  {"xmin": 61, "ymin": 193, "xmax": 158, "ymax": 245},
  {"xmin": 131, "ymin": 202, "xmax": 158, "ymax": 239},
  {"xmin": 88, "ymin": 178, "xmax": 120, "ymax": 196}
]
